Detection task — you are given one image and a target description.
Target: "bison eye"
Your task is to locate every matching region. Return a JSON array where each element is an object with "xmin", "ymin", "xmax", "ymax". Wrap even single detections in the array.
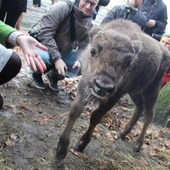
[{"xmin": 91, "ymin": 48, "xmax": 96, "ymax": 57}]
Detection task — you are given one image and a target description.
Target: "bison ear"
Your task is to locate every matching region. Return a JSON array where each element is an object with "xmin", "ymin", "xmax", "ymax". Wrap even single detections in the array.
[
  {"xmin": 89, "ymin": 27, "xmax": 103, "ymax": 40},
  {"xmin": 132, "ymin": 40, "xmax": 142, "ymax": 54}
]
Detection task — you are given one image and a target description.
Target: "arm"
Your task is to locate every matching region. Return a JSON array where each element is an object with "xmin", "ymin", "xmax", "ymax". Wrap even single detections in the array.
[
  {"xmin": 146, "ymin": 4, "xmax": 168, "ymax": 31},
  {"xmin": 0, "ymin": 21, "xmax": 47, "ymax": 73},
  {"xmin": 101, "ymin": 6, "xmax": 119, "ymax": 25}
]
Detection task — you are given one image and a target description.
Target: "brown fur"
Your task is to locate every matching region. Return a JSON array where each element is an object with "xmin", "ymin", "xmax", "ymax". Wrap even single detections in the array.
[{"xmin": 56, "ymin": 19, "xmax": 170, "ymax": 160}]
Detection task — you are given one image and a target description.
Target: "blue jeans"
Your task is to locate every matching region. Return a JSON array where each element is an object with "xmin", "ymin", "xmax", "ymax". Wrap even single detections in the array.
[{"xmin": 33, "ymin": 48, "xmax": 80, "ymax": 77}]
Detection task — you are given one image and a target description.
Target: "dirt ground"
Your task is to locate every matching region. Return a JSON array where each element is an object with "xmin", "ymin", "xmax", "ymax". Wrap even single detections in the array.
[{"xmin": 0, "ymin": 48, "xmax": 169, "ymax": 170}]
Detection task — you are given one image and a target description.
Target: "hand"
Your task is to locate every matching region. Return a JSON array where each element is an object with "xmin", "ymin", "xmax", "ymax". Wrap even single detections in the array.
[
  {"xmin": 16, "ymin": 35, "xmax": 47, "ymax": 73},
  {"xmin": 146, "ymin": 19, "xmax": 156, "ymax": 28},
  {"xmin": 73, "ymin": 60, "xmax": 81, "ymax": 69},
  {"xmin": 54, "ymin": 58, "xmax": 67, "ymax": 77}
]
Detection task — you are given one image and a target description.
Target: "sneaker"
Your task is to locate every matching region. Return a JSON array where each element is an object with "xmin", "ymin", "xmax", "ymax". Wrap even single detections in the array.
[
  {"xmin": 32, "ymin": 74, "xmax": 45, "ymax": 90},
  {"xmin": 46, "ymin": 74, "xmax": 59, "ymax": 92}
]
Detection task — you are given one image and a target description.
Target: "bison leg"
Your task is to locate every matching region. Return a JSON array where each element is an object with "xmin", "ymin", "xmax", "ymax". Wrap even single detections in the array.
[
  {"xmin": 119, "ymin": 94, "xmax": 144, "ymax": 138},
  {"xmin": 74, "ymin": 92, "xmax": 123, "ymax": 152},
  {"xmin": 134, "ymin": 88, "xmax": 159, "ymax": 152},
  {"xmin": 56, "ymin": 89, "xmax": 84, "ymax": 161}
]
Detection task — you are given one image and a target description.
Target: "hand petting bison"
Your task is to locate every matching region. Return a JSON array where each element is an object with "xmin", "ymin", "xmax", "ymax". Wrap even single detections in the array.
[{"xmin": 56, "ymin": 19, "xmax": 170, "ymax": 161}]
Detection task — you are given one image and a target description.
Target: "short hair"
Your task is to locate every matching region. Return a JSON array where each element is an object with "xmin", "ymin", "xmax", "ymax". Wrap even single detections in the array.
[{"xmin": 161, "ymin": 32, "xmax": 170, "ymax": 39}]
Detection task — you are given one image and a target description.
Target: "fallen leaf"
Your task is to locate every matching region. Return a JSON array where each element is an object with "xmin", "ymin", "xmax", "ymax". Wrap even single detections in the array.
[
  {"xmin": 10, "ymin": 133, "xmax": 19, "ymax": 140},
  {"xmin": 153, "ymin": 146, "xmax": 161, "ymax": 152},
  {"xmin": 5, "ymin": 139, "xmax": 15, "ymax": 147},
  {"xmin": 70, "ymin": 148, "xmax": 84, "ymax": 158}
]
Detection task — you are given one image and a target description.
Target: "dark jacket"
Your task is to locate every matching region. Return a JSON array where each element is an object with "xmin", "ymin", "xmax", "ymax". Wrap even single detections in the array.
[
  {"xmin": 141, "ymin": 0, "xmax": 168, "ymax": 41},
  {"xmin": 101, "ymin": 5, "xmax": 148, "ymax": 30}
]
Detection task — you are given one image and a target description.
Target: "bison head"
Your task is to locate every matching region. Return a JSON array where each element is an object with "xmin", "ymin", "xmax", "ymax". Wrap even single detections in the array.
[{"xmin": 81, "ymin": 27, "xmax": 141, "ymax": 100}]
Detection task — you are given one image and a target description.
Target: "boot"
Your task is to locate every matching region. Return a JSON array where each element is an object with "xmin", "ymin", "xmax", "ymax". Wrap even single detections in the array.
[
  {"xmin": 46, "ymin": 70, "xmax": 62, "ymax": 92},
  {"xmin": 32, "ymin": 73, "xmax": 45, "ymax": 90}
]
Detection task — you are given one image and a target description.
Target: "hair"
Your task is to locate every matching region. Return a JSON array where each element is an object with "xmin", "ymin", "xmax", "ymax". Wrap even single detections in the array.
[{"xmin": 161, "ymin": 32, "xmax": 170, "ymax": 39}]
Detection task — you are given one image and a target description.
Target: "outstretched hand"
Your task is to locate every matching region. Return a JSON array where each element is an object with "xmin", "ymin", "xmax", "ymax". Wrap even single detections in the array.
[{"xmin": 16, "ymin": 35, "xmax": 47, "ymax": 73}]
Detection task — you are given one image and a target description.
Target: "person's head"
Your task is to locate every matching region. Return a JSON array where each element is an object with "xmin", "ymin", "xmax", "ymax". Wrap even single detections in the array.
[
  {"xmin": 78, "ymin": 0, "xmax": 99, "ymax": 16},
  {"xmin": 160, "ymin": 32, "xmax": 170, "ymax": 51},
  {"xmin": 129, "ymin": 0, "xmax": 144, "ymax": 8}
]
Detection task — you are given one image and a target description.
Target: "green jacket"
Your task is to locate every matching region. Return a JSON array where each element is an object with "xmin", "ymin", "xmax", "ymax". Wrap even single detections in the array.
[{"xmin": 0, "ymin": 21, "xmax": 16, "ymax": 46}]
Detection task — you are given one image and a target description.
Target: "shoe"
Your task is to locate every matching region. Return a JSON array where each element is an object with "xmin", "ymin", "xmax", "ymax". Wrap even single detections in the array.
[
  {"xmin": 46, "ymin": 74, "xmax": 59, "ymax": 92},
  {"xmin": 32, "ymin": 74, "xmax": 45, "ymax": 90}
]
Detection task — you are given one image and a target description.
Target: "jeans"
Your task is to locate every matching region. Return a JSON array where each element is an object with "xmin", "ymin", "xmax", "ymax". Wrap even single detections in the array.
[{"xmin": 32, "ymin": 48, "xmax": 80, "ymax": 77}]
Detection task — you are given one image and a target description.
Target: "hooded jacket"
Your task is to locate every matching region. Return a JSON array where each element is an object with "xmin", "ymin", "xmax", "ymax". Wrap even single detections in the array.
[{"xmin": 37, "ymin": 0, "xmax": 94, "ymax": 63}]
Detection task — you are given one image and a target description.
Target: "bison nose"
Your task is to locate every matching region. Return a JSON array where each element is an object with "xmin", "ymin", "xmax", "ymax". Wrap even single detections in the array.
[{"xmin": 93, "ymin": 78, "xmax": 115, "ymax": 97}]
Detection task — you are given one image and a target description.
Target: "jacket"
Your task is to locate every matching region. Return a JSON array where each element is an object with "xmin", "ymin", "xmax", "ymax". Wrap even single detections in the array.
[
  {"xmin": 37, "ymin": 0, "xmax": 94, "ymax": 62},
  {"xmin": 0, "ymin": 21, "xmax": 16, "ymax": 46},
  {"xmin": 141, "ymin": 0, "xmax": 168, "ymax": 40},
  {"xmin": 101, "ymin": 5, "xmax": 148, "ymax": 30}
]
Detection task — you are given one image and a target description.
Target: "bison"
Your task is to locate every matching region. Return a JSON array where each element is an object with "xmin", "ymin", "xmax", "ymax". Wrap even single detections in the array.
[{"xmin": 56, "ymin": 19, "xmax": 170, "ymax": 160}]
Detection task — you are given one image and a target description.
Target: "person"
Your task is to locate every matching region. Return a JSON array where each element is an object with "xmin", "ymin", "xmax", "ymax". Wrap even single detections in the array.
[
  {"xmin": 0, "ymin": 20, "xmax": 47, "ymax": 109},
  {"xmin": 31, "ymin": 0, "xmax": 99, "ymax": 92},
  {"xmin": 101, "ymin": 0, "xmax": 148, "ymax": 30},
  {"xmin": 160, "ymin": 32, "xmax": 170, "ymax": 87},
  {"xmin": 93, "ymin": 0, "xmax": 110, "ymax": 19},
  {"xmin": 141, "ymin": 0, "xmax": 168, "ymax": 41},
  {"xmin": 0, "ymin": 0, "xmax": 41, "ymax": 29}
]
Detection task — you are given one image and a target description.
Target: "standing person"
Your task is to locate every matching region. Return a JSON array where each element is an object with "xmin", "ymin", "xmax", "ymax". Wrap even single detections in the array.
[
  {"xmin": 93, "ymin": 0, "xmax": 110, "ymax": 19},
  {"xmin": 0, "ymin": 0, "xmax": 41, "ymax": 29},
  {"xmin": 31, "ymin": 0, "xmax": 99, "ymax": 91},
  {"xmin": 0, "ymin": 21, "xmax": 47, "ymax": 109},
  {"xmin": 141, "ymin": 0, "xmax": 168, "ymax": 41},
  {"xmin": 101, "ymin": 0, "xmax": 147, "ymax": 30},
  {"xmin": 160, "ymin": 32, "xmax": 170, "ymax": 87}
]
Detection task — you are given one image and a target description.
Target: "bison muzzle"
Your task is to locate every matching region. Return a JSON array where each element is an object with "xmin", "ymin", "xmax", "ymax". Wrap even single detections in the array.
[{"xmin": 56, "ymin": 19, "xmax": 170, "ymax": 161}]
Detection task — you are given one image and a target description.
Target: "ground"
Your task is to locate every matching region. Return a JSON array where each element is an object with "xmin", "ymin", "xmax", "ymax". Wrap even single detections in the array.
[{"xmin": 0, "ymin": 48, "xmax": 169, "ymax": 170}]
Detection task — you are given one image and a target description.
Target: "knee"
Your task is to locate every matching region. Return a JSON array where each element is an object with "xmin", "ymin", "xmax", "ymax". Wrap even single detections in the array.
[
  {"xmin": 12, "ymin": 52, "xmax": 22, "ymax": 74},
  {"xmin": 36, "ymin": 47, "xmax": 50, "ymax": 63}
]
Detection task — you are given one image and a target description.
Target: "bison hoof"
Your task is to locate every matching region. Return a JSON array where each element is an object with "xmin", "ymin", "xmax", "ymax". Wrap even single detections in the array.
[
  {"xmin": 117, "ymin": 132, "xmax": 126, "ymax": 139},
  {"xmin": 133, "ymin": 141, "xmax": 143, "ymax": 152},
  {"xmin": 74, "ymin": 140, "xmax": 88, "ymax": 152},
  {"xmin": 56, "ymin": 138, "xmax": 70, "ymax": 161},
  {"xmin": 56, "ymin": 146, "xmax": 69, "ymax": 161}
]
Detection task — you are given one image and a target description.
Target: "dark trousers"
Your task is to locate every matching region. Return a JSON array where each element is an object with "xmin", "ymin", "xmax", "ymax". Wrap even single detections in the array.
[{"xmin": 0, "ymin": 0, "xmax": 22, "ymax": 27}]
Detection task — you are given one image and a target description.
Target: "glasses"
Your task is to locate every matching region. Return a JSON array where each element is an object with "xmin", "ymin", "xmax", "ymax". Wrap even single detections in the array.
[{"xmin": 83, "ymin": 0, "xmax": 97, "ymax": 8}]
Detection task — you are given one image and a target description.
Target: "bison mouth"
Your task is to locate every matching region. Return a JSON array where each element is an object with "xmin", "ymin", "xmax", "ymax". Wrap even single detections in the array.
[{"xmin": 89, "ymin": 75, "xmax": 116, "ymax": 100}]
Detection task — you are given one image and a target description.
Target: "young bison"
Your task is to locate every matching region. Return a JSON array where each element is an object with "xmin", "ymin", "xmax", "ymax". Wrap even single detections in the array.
[{"xmin": 56, "ymin": 19, "xmax": 170, "ymax": 160}]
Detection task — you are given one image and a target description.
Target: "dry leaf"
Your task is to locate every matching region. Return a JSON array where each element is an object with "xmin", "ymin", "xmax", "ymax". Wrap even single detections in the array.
[
  {"xmin": 10, "ymin": 133, "xmax": 18, "ymax": 140},
  {"xmin": 5, "ymin": 139, "xmax": 15, "ymax": 147},
  {"xmin": 70, "ymin": 148, "xmax": 84, "ymax": 158}
]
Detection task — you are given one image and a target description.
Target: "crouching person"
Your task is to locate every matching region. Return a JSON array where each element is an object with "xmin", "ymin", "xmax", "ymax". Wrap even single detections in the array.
[{"xmin": 31, "ymin": 0, "xmax": 99, "ymax": 92}]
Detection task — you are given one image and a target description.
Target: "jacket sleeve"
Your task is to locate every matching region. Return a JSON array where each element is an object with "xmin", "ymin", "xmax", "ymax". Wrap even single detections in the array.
[
  {"xmin": 101, "ymin": 6, "xmax": 119, "ymax": 25},
  {"xmin": 0, "ymin": 21, "xmax": 16, "ymax": 46},
  {"xmin": 154, "ymin": 4, "xmax": 168, "ymax": 31},
  {"xmin": 76, "ymin": 34, "xmax": 90, "ymax": 62}
]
